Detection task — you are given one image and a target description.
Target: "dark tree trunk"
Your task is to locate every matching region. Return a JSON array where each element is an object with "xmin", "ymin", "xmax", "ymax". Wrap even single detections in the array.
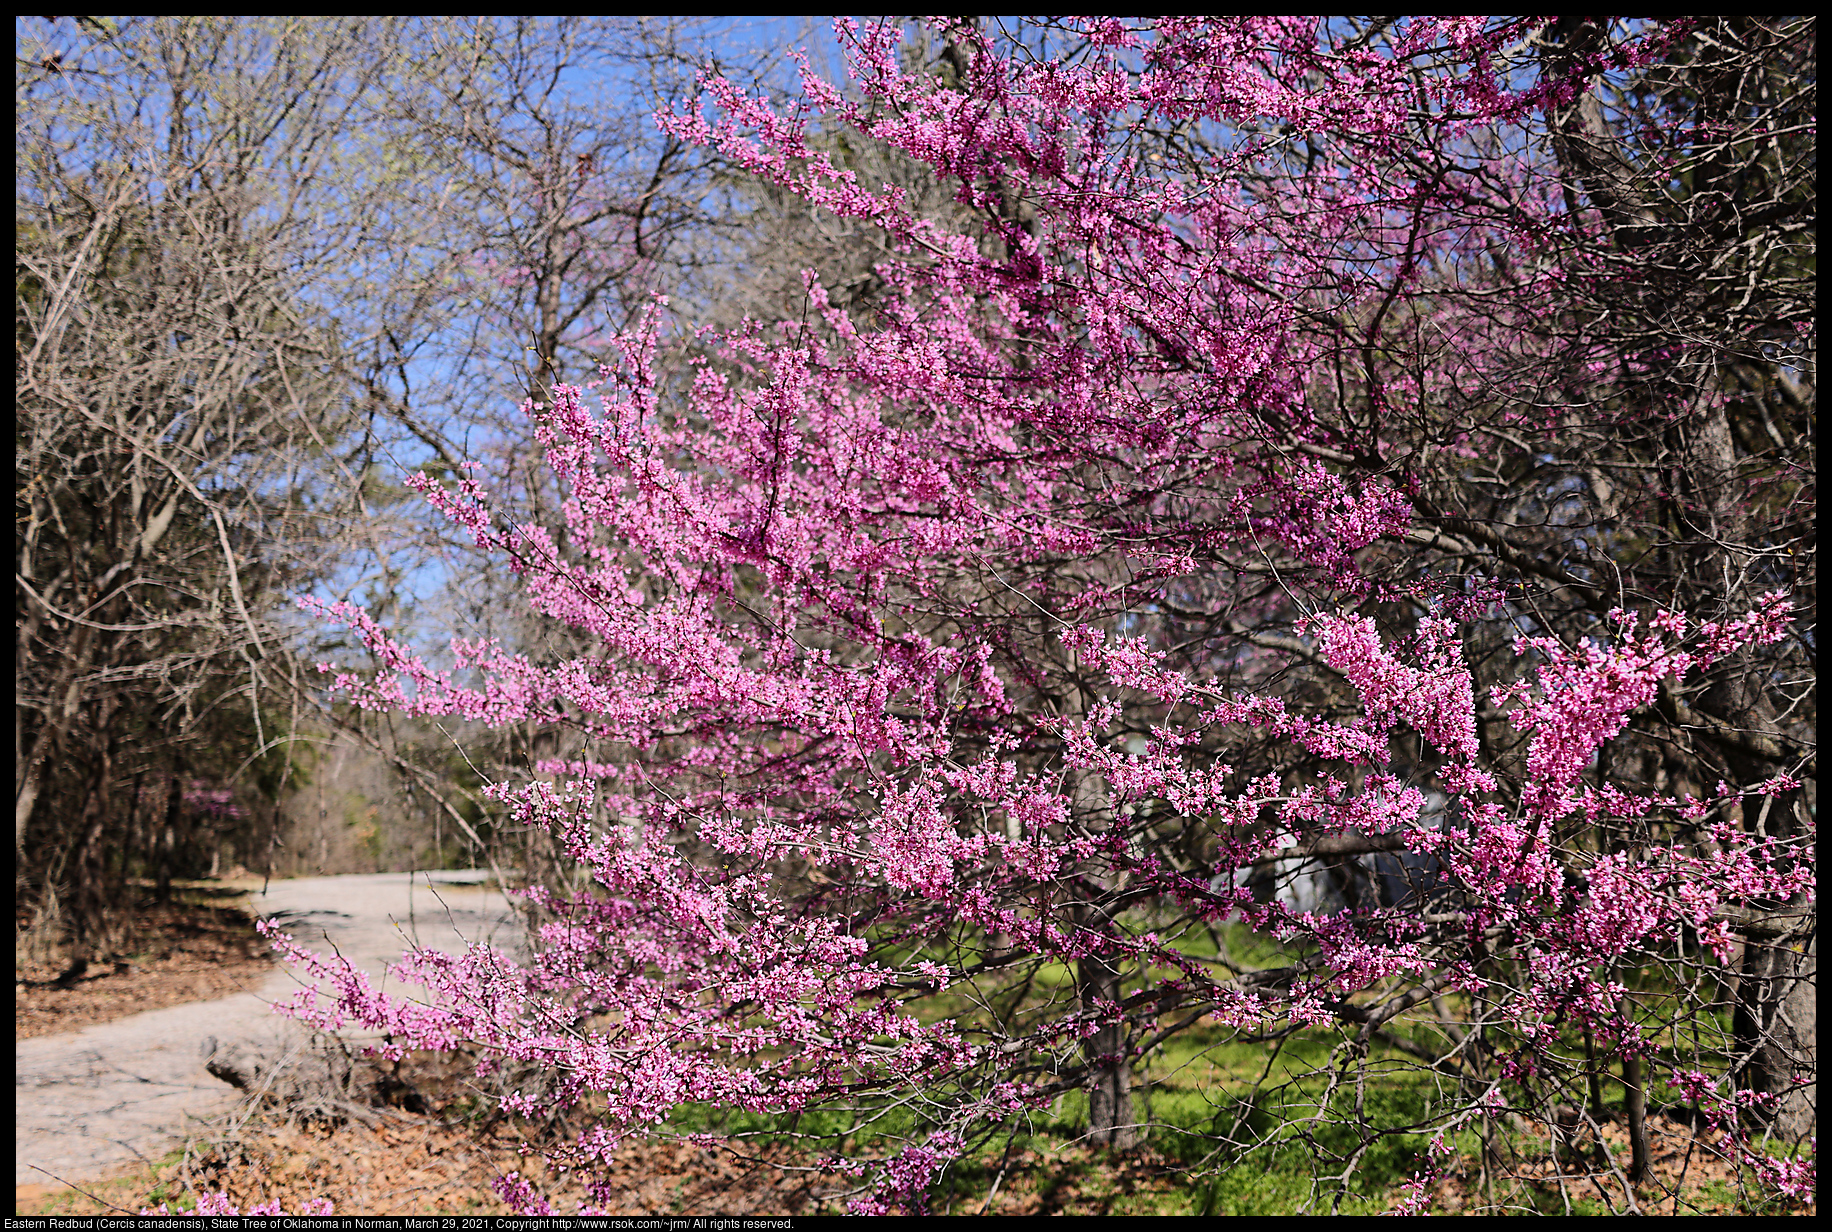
[
  {"xmin": 1734, "ymin": 924, "xmax": 1817, "ymax": 1141},
  {"xmin": 57, "ymin": 746, "xmax": 116, "ymax": 985},
  {"xmin": 1079, "ymin": 953, "xmax": 1139, "ymax": 1150},
  {"xmin": 1622, "ymin": 1053, "xmax": 1650, "ymax": 1181},
  {"xmin": 156, "ymin": 767, "xmax": 183, "ymax": 905}
]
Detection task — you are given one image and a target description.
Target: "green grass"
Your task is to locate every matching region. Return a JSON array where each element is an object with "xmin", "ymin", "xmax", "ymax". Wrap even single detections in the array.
[
  {"xmin": 16, "ymin": 1145, "xmax": 192, "ymax": 1216},
  {"xmin": 651, "ymin": 919, "xmax": 1460, "ymax": 1213},
  {"xmin": 573, "ymin": 918, "xmax": 1795, "ymax": 1215}
]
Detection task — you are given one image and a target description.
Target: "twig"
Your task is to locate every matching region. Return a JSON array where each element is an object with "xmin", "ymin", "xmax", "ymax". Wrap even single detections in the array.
[{"xmin": 24, "ymin": 1164, "xmax": 142, "ymax": 1215}]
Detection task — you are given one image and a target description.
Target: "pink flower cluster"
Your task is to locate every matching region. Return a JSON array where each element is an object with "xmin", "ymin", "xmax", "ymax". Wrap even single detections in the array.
[
  {"xmin": 182, "ymin": 780, "xmax": 243, "ymax": 820},
  {"xmin": 142, "ymin": 1194, "xmax": 333, "ymax": 1216},
  {"xmin": 1494, "ymin": 598, "xmax": 1791, "ymax": 816}
]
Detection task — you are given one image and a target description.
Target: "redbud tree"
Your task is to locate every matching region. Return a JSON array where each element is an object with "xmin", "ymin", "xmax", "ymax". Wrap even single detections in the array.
[{"xmin": 278, "ymin": 17, "xmax": 1814, "ymax": 1215}]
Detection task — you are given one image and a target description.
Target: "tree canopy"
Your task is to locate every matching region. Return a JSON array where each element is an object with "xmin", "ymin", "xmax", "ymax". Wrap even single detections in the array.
[{"xmin": 269, "ymin": 17, "xmax": 1814, "ymax": 1216}]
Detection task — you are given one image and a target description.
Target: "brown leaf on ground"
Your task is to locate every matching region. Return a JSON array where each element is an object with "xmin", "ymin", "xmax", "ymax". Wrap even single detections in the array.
[
  {"xmin": 969, "ymin": 1144, "xmax": 1190, "ymax": 1216},
  {"xmin": 17, "ymin": 1115, "xmax": 848, "ymax": 1216},
  {"xmin": 16, "ymin": 897, "xmax": 274, "ymax": 1040}
]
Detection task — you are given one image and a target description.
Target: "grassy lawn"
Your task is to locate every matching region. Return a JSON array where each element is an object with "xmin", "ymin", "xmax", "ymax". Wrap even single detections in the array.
[{"xmin": 649, "ymin": 918, "xmax": 1812, "ymax": 1216}]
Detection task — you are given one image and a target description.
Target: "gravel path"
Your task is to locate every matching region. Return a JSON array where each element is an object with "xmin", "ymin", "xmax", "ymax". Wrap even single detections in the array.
[{"xmin": 15, "ymin": 871, "xmax": 521, "ymax": 1190}]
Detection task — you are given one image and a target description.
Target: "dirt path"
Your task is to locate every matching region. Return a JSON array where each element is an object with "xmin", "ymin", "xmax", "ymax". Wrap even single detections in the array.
[{"xmin": 15, "ymin": 871, "xmax": 519, "ymax": 1191}]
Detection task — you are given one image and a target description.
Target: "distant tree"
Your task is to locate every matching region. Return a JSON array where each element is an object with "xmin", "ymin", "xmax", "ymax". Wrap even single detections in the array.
[
  {"xmin": 14, "ymin": 16, "xmax": 753, "ymax": 946},
  {"xmin": 15, "ymin": 23, "xmax": 369, "ymax": 962}
]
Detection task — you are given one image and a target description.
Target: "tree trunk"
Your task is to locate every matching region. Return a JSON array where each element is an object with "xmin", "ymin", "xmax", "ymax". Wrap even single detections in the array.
[
  {"xmin": 58, "ymin": 758, "xmax": 116, "ymax": 984},
  {"xmin": 156, "ymin": 769, "xmax": 183, "ymax": 905},
  {"xmin": 16, "ymin": 625, "xmax": 98, "ymax": 849},
  {"xmin": 1062, "ymin": 746, "xmax": 1139, "ymax": 1152},
  {"xmin": 1718, "ymin": 781, "xmax": 1815, "ymax": 1142},
  {"xmin": 1622, "ymin": 1053, "xmax": 1650, "ymax": 1180},
  {"xmin": 1079, "ymin": 953, "xmax": 1139, "ymax": 1150},
  {"xmin": 1735, "ymin": 926, "xmax": 1816, "ymax": 1141}
]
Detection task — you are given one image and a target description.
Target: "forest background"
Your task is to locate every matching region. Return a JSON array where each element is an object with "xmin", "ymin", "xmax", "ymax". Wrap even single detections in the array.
[
  {"xmin": 18, "ymin": 15, "xmax": 846, "ymax": 919},
  {"xmin": 14, "ymin": 15, "xmax": 1814, "ymax": 1217}
]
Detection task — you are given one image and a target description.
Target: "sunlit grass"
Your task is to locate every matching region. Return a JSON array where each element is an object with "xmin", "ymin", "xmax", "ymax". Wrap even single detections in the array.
[
  {"xmin": 639, "ymin": 910, "xmax": 1796, "ymax": 1215},
  {"xmin": 15, "ymin": 1147, "xmax": 189, "ymax": 1216}
]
